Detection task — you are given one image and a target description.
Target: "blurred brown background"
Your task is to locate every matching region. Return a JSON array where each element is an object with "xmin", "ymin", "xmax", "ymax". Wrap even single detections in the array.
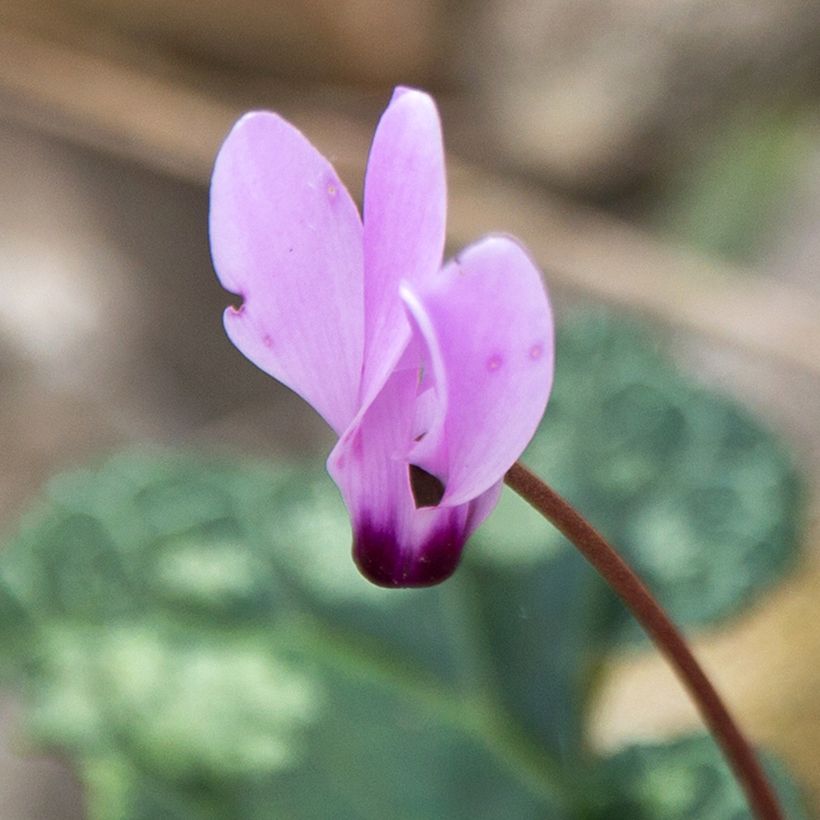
[{"xmin": 0, "ymin": 1, "xmax": 819, "ymax": 817}]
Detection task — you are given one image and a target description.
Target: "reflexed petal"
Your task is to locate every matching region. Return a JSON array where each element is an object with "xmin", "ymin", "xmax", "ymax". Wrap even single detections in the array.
[
  {"xmin": 210, "ymin": 111, "xmax": 364, "ymax": 434},
  {"xmin": 359, "ymin": 88, "xmax": 446, "ymax": 406},
  {"xmin": 328, "ymin": 363, "xmax": 483, "ymax": 587},
  {"xmin": 402, "ymin": 235, "xmax": 554, "ymax": 507}
]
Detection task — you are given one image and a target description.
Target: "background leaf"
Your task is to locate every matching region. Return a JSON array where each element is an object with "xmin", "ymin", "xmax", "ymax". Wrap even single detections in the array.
[
  {"xmin": 0, "ymin": 308, "xmax": 807, "ymax": 818},
  {"xmin": 0, "ymin": 453, "xmax": 574, "ymax": 818},
  {"xmin": 589, "ymin": 734, "xmax": 808, "ymax": 820},
  {"xmin": 472, "ymin": 309, "xmax": 803, "ymax": 643}
]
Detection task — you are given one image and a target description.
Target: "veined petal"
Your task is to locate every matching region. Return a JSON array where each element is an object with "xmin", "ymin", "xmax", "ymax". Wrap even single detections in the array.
[
  {"xmin": 402, "ymin": 236, "xmax": 554, "ymax": 507},
  {"xmin": 327, "ymin": 361, "xmax": 491, "ymax": 587},
  {"xmin": 210, "ymin": 111, "xmax": 364, "ymax": 434},
  {"xmin": 359, "ymin": 87, "xmax": 447, "ymax": 407}
]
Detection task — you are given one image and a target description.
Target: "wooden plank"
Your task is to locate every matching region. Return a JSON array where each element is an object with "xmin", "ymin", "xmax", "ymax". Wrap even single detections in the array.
[{"xmin": 1, "ymin": 26, "xmax": 818, "ymax": 380}]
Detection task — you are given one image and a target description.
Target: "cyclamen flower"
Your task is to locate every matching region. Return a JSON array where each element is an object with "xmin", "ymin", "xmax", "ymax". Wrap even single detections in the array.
[{"xmin": 210, "ymin": 88, "xmax": 554, "ymax": 587}]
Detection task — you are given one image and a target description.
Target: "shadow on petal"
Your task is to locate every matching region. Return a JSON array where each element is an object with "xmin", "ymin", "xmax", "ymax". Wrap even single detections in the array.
[{"xmin": 408, "ymin": 464, "xmax": 446, "ymax": 508}]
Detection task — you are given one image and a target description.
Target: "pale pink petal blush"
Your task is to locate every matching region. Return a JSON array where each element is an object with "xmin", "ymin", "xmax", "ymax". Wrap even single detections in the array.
[
  {"xmin": 359, "ymin": 87, "xmax": 447, "ymax": 408},
  {"xmin": 210, "ymin": 89, "xmax": 554, "ymax": 587},
  {"xmin": 402, "ymin": 235, "xmax": 554, "ymax": 507},
  {"xmin": 210, "ymin": 112, "xmax": 364, "ymax": 435}
]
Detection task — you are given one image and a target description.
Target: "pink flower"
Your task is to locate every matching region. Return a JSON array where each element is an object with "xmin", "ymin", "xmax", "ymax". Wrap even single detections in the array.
[{"xmin": 209, "ymin": 88, "xmax": 554, "ymax": 587}]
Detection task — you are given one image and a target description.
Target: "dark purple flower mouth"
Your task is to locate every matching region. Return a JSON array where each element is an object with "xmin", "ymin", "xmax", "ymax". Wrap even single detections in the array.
[{"xmin": 352, "ymin": 518, "xmax": 465, "ymax": 588}]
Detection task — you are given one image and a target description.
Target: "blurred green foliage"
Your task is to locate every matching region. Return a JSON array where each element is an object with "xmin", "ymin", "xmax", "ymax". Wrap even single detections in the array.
[
  {"xmin": 589, "ymin": 735, "xmax": 808, "ymax": 820},
  {"xmin": 0, "ymin": 310, "xmax": 806, "ymax": 818},
  {"xmin": 656, "ymin": 107, "xmax": 812, "ymax": 262},
  {"xmin": 482, "ymin": 310, "xmax": 803, "ymax": 644}
]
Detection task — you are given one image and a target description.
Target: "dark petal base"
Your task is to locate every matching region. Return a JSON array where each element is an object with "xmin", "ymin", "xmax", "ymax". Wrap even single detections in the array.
[{"xmin": 352, "ymin": 519, "xmax": 465, "ymax": 588}]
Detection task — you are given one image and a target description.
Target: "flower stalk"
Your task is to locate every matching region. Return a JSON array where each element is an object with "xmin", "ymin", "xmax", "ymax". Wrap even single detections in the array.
[{"xmin": 504, "ymin": 461, "xmax": 783, "ymax": 820}]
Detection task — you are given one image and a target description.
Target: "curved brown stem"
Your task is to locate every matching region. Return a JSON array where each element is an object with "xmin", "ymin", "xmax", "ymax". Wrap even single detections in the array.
[{"xmin": 504, "ymin": 461, "xmax": 782, "ymax": 820}]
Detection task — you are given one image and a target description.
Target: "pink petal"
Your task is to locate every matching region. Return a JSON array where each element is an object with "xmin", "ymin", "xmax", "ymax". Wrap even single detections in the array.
[
  {"xmin": 402, "ymin": 235, "xmax": 554, "ymax": 507},
  {"xmin": 359, "ymin": 88, "xmax": 447, "ymax": 407},
  {"xmin": 327, "ymin": 355, "xmax": 492, "ymax": 587},
  {"xmin": 210, "ymin": 112, "xmax": 364, "ymax": 435}
]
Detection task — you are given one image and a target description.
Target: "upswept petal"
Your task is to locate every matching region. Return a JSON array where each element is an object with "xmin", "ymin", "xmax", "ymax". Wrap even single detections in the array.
[
  {"xmin": 401, "ymin": 236, "xmax": 554, "ymax": 507},
  {"xmin": 210, "ymin": 111, "xmax": 365, "ymax": 435},
  {"xmin": 327, "ymin": 353, "xmax": 484, "ymax": 588},
  {"xmin": 359, "ymin": 87, "xmax": 447, "ymax": 407}
]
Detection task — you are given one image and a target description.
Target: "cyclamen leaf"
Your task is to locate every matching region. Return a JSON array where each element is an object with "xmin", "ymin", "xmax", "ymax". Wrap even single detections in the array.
[
  {"xmin": 0, "ymin": 453, "xmax": 571, "ymax": 819},
  {"xmin": 589, "ymin": 734, "xmax": 808, "ymax": 820},
  {"xmin": 472, "ymin": 309, "xmax": 803, "ymax": 641},
  {"xmin": 0, "ymin": 308, "xmax": 806, "ymax": 818}
]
